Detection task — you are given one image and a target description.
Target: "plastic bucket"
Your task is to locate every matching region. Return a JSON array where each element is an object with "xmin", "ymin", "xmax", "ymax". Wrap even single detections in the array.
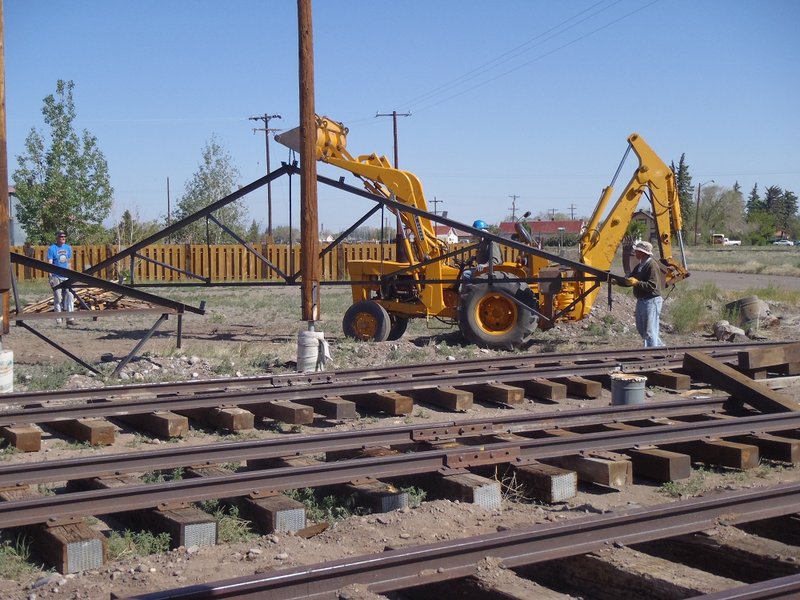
[
  {"xmin": 610, "ymin": 373, "xmax": 646, "ymax": 406},
  {"xmin": 0, "ymin": 350, "xmax": 13, "ymax": 393},
  {"xmin": 296, "ymin": 331, "xmax": 327, "ymax": 373}
]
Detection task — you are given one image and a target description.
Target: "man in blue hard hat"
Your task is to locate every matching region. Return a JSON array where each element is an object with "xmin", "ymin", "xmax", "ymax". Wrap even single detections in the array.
[{"xmin": 463, "ymin": 219, "xmax": 502, "ymax": 279}]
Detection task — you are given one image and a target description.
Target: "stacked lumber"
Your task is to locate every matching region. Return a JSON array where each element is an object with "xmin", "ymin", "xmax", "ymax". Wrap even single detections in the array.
[{"xmin": 21, "ymin": 287, "xmax": 155, "ymax": 314}]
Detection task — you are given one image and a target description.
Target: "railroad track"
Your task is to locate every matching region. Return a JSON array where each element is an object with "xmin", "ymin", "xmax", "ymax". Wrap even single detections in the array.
[
  {"xmin": 0, "ymin": 341, "xmax": 790, "ymax": 433},
  {"xmin": 119, "ymin": 481, "xmax": 800, "ymax": 599},
  {"xmin": 1, "ymin": 340, "xmax": 784, "ymax": 407},
  {"xmin": 1, "ymin": 340, "xmax": 798, "ymax": 597}
]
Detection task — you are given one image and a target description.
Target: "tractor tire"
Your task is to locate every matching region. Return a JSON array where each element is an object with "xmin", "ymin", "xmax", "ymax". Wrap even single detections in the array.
[
  {"xmin": 387, "ymin": 314, "xmax": 409, "ymax": 341},
  {"xmin": 458, "ymin": 275, "xmax": 537, "ymax": 349},
  {"xmin": 342, "ymin": 301, "xmax": 391, "ymax": 342}
]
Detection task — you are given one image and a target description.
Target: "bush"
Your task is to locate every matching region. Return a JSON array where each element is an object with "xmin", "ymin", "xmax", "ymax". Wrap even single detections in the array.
[{"xmin": 667, "ymin": 283, "xmax": 720, "ymax": 334}]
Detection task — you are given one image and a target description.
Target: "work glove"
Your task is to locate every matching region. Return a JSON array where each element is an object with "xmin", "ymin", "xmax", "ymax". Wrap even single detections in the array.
[{"xmin": 625, "ymin": 277, "xmax": 639, "ymax": 287}]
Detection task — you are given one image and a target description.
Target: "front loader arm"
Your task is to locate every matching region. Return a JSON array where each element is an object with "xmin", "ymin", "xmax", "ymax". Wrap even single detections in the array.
[{"xmin": 276, "ymin": 115, "xmax": 446, "ymax": 263}]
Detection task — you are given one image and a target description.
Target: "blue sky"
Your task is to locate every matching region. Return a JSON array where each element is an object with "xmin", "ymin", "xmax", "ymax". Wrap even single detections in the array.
[{"xmin": 5, "ymin": 0, "xmax": 800, "ymax": 233}]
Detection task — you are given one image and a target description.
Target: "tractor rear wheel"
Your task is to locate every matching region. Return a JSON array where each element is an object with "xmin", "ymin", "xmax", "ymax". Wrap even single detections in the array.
[
  {"xmin": 342, "ymin": 301, "xmax": 391, "ymax": 342},
  {"xmin": 458, "ymin": 276, "xmax": 536, "ymax": 349}
]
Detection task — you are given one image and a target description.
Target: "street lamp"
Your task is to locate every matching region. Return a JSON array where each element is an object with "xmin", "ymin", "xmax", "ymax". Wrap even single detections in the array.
[{"xmin": 693, "ymin": 179, "xmax": 714, "ymax": 245}]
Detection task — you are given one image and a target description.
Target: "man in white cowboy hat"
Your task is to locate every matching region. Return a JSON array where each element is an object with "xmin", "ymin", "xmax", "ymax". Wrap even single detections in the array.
[{"xmin": 619, "ymin": 240, "xmax": 663, "ymax": 347}]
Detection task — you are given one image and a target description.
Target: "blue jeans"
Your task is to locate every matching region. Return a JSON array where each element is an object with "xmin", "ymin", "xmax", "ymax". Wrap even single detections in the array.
[{"xmin": 635, "ymin": 296, "xmax": 663, "ymax": 347}]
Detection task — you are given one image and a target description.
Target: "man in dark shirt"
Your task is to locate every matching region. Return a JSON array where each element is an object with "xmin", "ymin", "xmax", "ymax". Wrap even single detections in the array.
[
  {"xmin": 464, "ymin": 219, "xmax": 502, "ymax": 279},
  {"xmin": 622, "ymin": 240, "xmax": 663, "ymax": 347}
]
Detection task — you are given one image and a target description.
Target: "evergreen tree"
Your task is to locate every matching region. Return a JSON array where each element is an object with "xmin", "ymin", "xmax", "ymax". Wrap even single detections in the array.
[
  {"xmin": 746, "ymin": 183, "xmax": 763, "ymax": 215},
  {"xmin": 776, "ymin": 189, "xmax": 799, "ymax": 231},
  {"xmin": 671, "ymin": 154, "xmax": 693, "ymax": 225},
  {"xmin": 246, "ymin": 219, "xmax": 263, "ymax": 243},
  {"xmin": 173, "ymin": 135, "xmax": 246, "ymax": 243},
  {"xmin": 12, "ymin": 80, "xmax": 113, "ymax": 244}
]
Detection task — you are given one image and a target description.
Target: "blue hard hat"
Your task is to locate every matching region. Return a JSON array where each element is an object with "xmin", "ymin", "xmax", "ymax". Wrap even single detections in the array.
[{"xmin": 472, "ymin": 219, "xmax": 488, "ymax": 230}]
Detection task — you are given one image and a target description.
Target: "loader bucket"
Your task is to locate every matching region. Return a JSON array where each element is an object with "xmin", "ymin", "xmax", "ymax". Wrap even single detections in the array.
[{"xmin": 274, "ymin": 115, "xmax": 349, "ymax": 160}]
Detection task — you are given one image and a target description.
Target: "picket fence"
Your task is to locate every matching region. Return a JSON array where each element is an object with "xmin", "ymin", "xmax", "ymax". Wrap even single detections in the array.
[{"xmin": 12, "ymin": 242, "xmax": 505, "ymax": 283}]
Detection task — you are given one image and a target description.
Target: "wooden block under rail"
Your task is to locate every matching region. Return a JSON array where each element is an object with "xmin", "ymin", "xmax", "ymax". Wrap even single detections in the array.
[
  {"xmin": 0, "ymin": 425, "xmax": 41, "ymax": 452},
  {"xmin": 411, "ymin": 386, "xmax": 473, "ymax": 412},
  {"xmin": 47, "ymin": 418, "xmax": 115, "ymax": 446},
  {"xmin": 113, "ymin": 411, "xmax": 188, "ymax": 439}
]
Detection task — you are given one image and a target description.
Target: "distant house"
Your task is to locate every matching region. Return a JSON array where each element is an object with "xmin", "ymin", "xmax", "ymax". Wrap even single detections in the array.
[
  {"xmin": 632, "ymin": 209, "xmax": 657, "ymax": 243},
  {"xmin": 434, "ymin": 225, "xmax": 472, "ymax": 244},
  {"xmin": 499, "ymin": 219, "xmax": 584, "ymax": 243}
]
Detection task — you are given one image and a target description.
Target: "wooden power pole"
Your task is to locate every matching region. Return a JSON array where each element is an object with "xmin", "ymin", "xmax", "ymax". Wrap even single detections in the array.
[
  {"xmin": 0, "ymin": 0, "xmax": 11, "ymax": 335},
  {"xmin": 298, "ymin": 0, "xmax": 320, "ymax": 324}
]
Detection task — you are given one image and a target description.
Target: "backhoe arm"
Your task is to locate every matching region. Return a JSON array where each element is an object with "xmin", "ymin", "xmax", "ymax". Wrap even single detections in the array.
[{"xmin": 580, "ymin": 133, "xmax": 688, "ymax": 285}]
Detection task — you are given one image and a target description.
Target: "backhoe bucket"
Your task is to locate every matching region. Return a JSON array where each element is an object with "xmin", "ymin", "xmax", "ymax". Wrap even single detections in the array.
[{"xmin": 274, "ymin": 115, "xmax": 349, "ymax": 160}]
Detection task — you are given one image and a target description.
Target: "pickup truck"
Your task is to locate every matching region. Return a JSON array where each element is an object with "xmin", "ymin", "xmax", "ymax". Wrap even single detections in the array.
[{"xmin": 711, "ymin": 234, "xmax": 741, "ymax": 246}]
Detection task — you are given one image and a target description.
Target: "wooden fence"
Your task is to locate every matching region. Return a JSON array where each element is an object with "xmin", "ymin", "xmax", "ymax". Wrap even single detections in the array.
[{"xmin": 12, "ymin": 242, "xmax": 496, "ymax": 283}]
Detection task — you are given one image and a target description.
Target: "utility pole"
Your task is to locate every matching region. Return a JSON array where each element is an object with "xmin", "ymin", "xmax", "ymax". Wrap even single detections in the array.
[
  {"xmin": 375, "ymin": 110, "xmax": 411, "ymax": 261},
  {"xmin": 568, "ymin": 203, "xmax": 576, "ymax": 220},
  {"xmin": 431, "ymin": 196, "xmax": 443, "ymax": 216},
  {"xmin": 508, "ymin": 195, "xmax": 520, "ymax": 219},
  {"xmin": 249, "ymin": 113, "xmax": 282, "ymax": 242},
  {"xmin": 693, "ymin": 179, "xmax": 714, "ymax": 246},
  {"xmin": 0, "ymin": 1, "xmax": 10, "ymax": 334},
  {"xmin": 297, "ymin": 0, "xmax": 320, "ymax": 325}
]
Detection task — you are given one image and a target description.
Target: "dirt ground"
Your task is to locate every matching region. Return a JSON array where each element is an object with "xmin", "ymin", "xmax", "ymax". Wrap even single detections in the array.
[{"xmin": 1, "ymin": 271, "xmax": 800, "ymax": 599}]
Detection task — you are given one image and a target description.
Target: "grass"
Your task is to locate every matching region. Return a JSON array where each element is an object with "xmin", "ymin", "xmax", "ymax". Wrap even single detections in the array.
[
  {"xmin": 666, "ymin": 282, "xmax": 721, "ymax": 334},
  {"xmin": 106, "ymin": 530, "xmax": 171, "ymax": 560},
  {"xmin": 141, "ymin": 467, "xmax": 184, "ymax": 484},
  {"xmin": 285, "ymin": 488, "xmax": 358, "ymax": 523},
  {"xmin": 658, "ymin": 462, "xmax": 786, "ymax": 498},
  {"xmin": 0, "ymin": 533, "xmax": 43, "ymax": 580},
  {"xmin": 198, "ymin": 500, "xmax": 256, "ymax": 543},
  {"xmin": 17, "ymin": 362, "xmax": 82, "ymax": 391},
  {"xmin": 686, "ymin": 246, "xmax": 800, "ymax": 277}
]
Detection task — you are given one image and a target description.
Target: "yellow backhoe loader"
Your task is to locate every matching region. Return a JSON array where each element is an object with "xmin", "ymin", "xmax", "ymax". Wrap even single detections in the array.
[{"xmin": 276, "ymin": 117, "xmax": 689, "ymax": 349}]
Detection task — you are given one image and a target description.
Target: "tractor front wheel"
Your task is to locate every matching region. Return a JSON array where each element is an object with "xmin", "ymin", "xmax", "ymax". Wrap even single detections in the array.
[{"xmin": 342, "ymin": 301, "xmax": 391, "ymax": 342}]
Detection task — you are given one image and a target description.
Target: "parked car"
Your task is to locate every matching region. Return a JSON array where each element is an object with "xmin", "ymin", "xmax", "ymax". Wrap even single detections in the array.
[{"xmin": 773, "ymin": 239, "xmax": 794, "ymax": 246}]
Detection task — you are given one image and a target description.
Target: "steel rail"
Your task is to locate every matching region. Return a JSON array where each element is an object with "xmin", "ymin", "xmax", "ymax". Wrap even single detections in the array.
[
  {"xmin": 689, "ymin": 573, "xmax": 800, "ymax": 599},
  {"xmin": 2, "ymin": 410, "xmax": 800, "ymax": 529},
  {"xmin": 0, "ymin": 397, "xmax": 730, "ymax": 487},
  {"xmin": 120, "ymin": 482, "xmax": 800, "ymax": 599},
  {"xmin": 0, "ymin": 341, "xmax": 779, "ymax": 407},
  {"xmin": 0, "ymin": 344, "xmax": 767, "ymax": 427}
]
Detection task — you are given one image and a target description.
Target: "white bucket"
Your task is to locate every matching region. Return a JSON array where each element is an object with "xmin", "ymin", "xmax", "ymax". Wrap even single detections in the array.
[
  {"xmin": 296, "ymin": 331, "xmax": 330, "ymax": 373},
  {"xmin": 610, "ymin": 373, "xmax": 646, "ymax": 406},
  {"xmin": 0, "ymin": 350, "xmax": 13, "ymax": 393}
]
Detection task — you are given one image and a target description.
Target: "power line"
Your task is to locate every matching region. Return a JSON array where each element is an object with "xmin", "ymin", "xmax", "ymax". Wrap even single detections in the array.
[
  {"xmin": 399, "ymin": 0, "xmax": 618, "ymax": 109},
  {"xmin": 410, "ymin": 1, "xmax": 659, "ymax": 114}
]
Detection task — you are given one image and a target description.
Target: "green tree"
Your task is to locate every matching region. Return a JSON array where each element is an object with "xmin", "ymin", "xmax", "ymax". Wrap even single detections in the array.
[
  {"xmin": 172, "ymin": 135, "xmax": 245, "ymax": 243},
  {"xmin": 115, "ymin": 209, "xmax": 162, "ymax": 247},
  {"xmin": 746, "ymin": 183, "xmax": 763, "ymax": 215},
  {"xmin": 695, "ymin": 184, "xmax": 746, "ymax": 242},
  {"xmin": 245, "ymin": 219, "xmax": 263, "ymax": 243},
  {"xmin": 671, "ymin": 154, "xmax": 693, "ymax": 228},
  {"xmin": 12, "ymin": 80, "xmax": 113, "ymax": 244}
]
